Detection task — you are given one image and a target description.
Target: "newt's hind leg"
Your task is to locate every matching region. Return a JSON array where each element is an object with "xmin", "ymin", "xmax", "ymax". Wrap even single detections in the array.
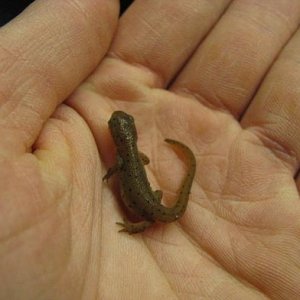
[{"xmin": 116, "ymin": 218, "xmax": 154, "ymax": 234}]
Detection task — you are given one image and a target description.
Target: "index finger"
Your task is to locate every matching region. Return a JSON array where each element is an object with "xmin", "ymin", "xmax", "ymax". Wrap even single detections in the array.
[{"xmin": 0, "ymin": 0, "xmax": 118, "ymax": 157}]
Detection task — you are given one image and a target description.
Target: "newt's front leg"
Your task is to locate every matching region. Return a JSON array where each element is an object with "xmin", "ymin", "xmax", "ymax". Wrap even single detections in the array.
[
  {"xmin": 103, "ymin": 152, "xmax": 148, "ymax": 181},
  {"xmin": 116, "ymin": 219, "xmax": 154, "ymax": 234},
  {"xmin": 102, "ymin": 155, "xmax": 123, "ymax": 181}
]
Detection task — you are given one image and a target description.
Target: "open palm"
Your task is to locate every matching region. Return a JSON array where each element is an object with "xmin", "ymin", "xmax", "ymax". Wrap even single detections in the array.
[{"xmin": 1, "ymin": 1, "xmax": 300, "ymax": 299}]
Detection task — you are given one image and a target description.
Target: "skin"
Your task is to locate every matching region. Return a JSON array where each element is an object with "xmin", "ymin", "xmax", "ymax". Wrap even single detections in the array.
[
  {"xmin": 103, "ymin": 111, "xmax": 196, "ymax": 233},
  {"xmin": 1, "ymin": 0, "xmax": 300, "ymax": 299}
]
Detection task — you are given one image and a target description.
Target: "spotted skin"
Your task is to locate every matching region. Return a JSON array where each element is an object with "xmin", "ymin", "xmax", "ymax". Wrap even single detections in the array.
[{"xmin": 103, "ymin": 111, "xmax": 196, "ymax": 234}]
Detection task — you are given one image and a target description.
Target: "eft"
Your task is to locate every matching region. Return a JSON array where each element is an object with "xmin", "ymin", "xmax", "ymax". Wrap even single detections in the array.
[{"xmin": 103, "ymin": 111, "xmax": 196, "ymax": 234}]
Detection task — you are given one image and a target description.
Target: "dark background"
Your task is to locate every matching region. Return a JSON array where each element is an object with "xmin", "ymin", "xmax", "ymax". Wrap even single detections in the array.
[{"xmin": 0, "ymin": 0, "xmax": 134, "ymax": 26}]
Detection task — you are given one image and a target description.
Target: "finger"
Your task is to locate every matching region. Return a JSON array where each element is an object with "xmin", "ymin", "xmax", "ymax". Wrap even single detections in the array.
[
  {"xmin": 0, "ymin": 105, "xmax": 102, "ymax": 298},
  {"xmin": 88, "ymin": 0, "xmax": 231, "ymax": 96},
  {"xmin": 172, "ymin": 1, "xmax": 300, "ymax": 118},
  {"xmin": 0, "ymin": 107, "xmax": 74, "ymax": 242},
  {"xmin": 241, "ymin": 28, "xmax": 300, "ymax": 173},
  {"xmin": 34, "ymin": 104, "xmax": 102, "ymax": 228},
  {"xmin": 0, "ymin": 0, "xmax": 118, "ymax": 157}
]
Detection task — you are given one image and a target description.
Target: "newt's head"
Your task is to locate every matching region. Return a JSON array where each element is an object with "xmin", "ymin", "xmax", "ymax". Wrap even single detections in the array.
[{"xmin": 108, "ymin": 111, "xmax": 137, "ymax": 146}]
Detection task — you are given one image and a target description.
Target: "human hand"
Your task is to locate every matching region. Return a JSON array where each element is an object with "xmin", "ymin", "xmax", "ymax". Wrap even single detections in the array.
[
  {"xmin": 75, "ymin": 1, "xmax": 299, "ymax": 299},
  {"xmin": 0, "ymin": 1, "xmax": 118, "ymax": 299},
  {"xmin": 2, "ymin": 1, "xmax": 300, "ymax": 299}
]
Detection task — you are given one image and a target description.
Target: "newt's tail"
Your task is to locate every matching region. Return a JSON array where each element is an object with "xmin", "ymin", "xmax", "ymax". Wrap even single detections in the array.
[{"xmin": 155, "ymin": 138, "xmax": 196, "ymax": 223}]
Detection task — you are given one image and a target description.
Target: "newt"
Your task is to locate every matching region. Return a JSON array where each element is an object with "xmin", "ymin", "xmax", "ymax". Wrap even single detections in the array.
[{"xmin": 103, "ymin": 111, "xmax": 196, "ymax": 234}]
